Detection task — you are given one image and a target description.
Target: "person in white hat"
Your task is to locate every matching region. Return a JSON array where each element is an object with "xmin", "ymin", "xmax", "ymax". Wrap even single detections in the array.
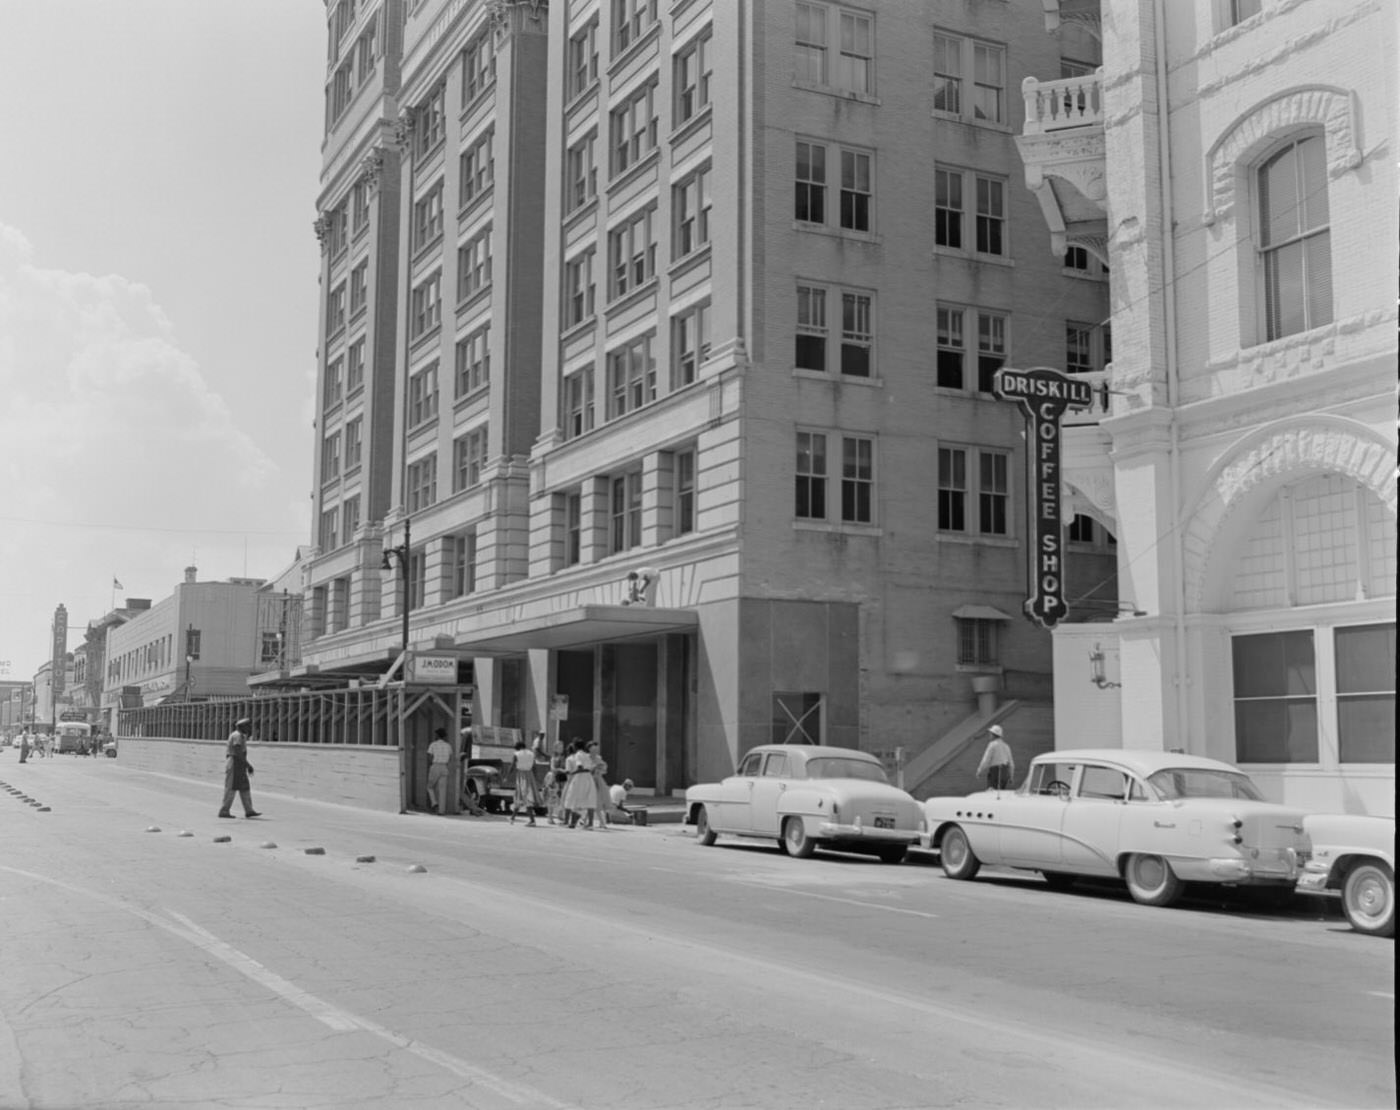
[
  {"xmin": 218, "ymin": 717, "xmax": 261, "ymax": 818},
  {"xmin": 975, "ymin": 723, "xmax": 1015, "ymax": 790}
]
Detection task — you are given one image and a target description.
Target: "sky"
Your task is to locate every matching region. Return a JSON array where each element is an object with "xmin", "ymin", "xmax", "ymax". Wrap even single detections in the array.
[{"xmin": 0, "ymin": 1, "xmax": 328, "ymax": 680}]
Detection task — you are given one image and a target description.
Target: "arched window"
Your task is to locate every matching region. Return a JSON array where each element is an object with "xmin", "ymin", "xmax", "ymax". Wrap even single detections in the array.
[{"xmin": 1257, "ymin": 133, "xmax": 1332, "ymax": 340}]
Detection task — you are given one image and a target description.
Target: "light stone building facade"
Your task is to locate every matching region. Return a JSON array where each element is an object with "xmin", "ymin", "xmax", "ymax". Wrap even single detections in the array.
[
  {"xmin": 302, "ymin": 0, "xmax": 1116, "ymax": 794},
  {"xmin": 1022, "ymin": 0, "xmax": 1396, "ymax": 814}
]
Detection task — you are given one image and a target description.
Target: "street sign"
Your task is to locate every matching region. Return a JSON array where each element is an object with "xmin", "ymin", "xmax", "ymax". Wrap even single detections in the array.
[
  {"xmin": 407, "ymin": 653, "xmax": 457, "ymax": 684},
  {"xmin": 993, "ymin": 367, "xmax": 1096, "ymax": 631}
]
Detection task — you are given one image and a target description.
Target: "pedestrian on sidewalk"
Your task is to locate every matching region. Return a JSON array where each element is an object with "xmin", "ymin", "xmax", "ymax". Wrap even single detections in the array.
[
  {"xmin": 608, "ymin": 778, "xmax": 636, "ymax": 824},
  {"xmin": 18, "ymin": 731, "xmax": 29, "ymax": 763},
  {"xmin": 509, "ymin": 739, "xmax": 540, "ymax": 826},
  {"xmin": 590, "ymin": 742, "xmax": 612, "ymax": 828},
  {"xmin": 561, "ymin": 738, "xmax": 599, "ymax": 828},
  {"xmin": 425, "ymin": 727, "xmax": 453, "ymax": 814},
  {"xmin": 218, "ymin": 718, "xmax": 261, "ymax": 818},
  {"xmin": 975, "ymin": 724, "xmax": 1015, "ymax": 791},
  {"xmin": 545, "ymin": 736, "xmax": 568, "ymax": 824}
]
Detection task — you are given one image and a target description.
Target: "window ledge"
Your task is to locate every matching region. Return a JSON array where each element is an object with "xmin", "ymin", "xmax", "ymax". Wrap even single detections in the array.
[
  {"xmin": 607, "ymin": 147, "xmax": 661, "ymax": 193},
  {"xmin": 1061, "ymin": 267, "xmax": 1107, "ymax": 282},
  {"xmin": 607, "ymin": 22, "xmax": 661, "ymax": 77},
  {"xmin": 955, "ymin": 664, "xmax": 1005, "ymax": 675},
  {"xmin": 791, "ymin": 368, "xmax": 884, "ymax": 388},
  {"xmin": 791, "ymin": 79, "xmax": 880, "ymax": 106},
  {"xmin": 412, "ymin": 235, "xmax": 444, "ymax": 266},
  {"xmin": 793, "ymin": 222, "xmax": 883, "ymax": 246},
  {"xmin": 455, "ymin": 284, "xmax": 491, "ymax": 315},
  {"xmin": 793, "ymin": 521, "xmax": 883, "ymax": 537},
  {"xmin": 560, "ymin": 317, "xmax": 598, "ymax": 344},
  {"xmin": 349, "ymin": 304, "xmax": 367, "ymax": 326},
  {"xmin": 563, "ymin": 196, "xmax": 600, "ymax": 232},
  {"xmin": 459, "ymin": 81, "xmax": 497, "ymax": 121},
  {"xmin": 453, "ymin": 384, "xmax": 490, "ymax": 410},
  {"xmin": 930, "ymin": 111, "xmax": 1013, "ymax": 134},
  {"xmin": 409, "ymin": 325, "xmax": 442, "ymax": 352},
  {"xmin": 932, "ymin": 247, "xmax": 1014, "ymax": 267},
  {"xmin": 669, "ymin": 104, "xmax": 713, "ymax": 146},
  {"xmin": 345, "ymin": 385, "xmax": 365, "ymax": 404},
  {"xmin": 352, "ymin": 221, "xmax": 370, "ymax": 244},
  {"xmin": 667, "ymin": 244, "xmax": 712, "ymax": 278},
  {"xmin": 564, "ymin": 81, "xmax": 600, "ymax": 115},
  {"xmin": 457, "ymin": 187, "xmax": 494, "ymax": 222},
  {"xmin": 931, "ymin": 385, "xmax": 1000, "ymax": 400},
  {"xmin": 604, "ymin": 277, "xmax": 660, "ymax": 316},
  {"xmin": 936, "ymin": 533, "xmax": 1017, "ymax": 548}
]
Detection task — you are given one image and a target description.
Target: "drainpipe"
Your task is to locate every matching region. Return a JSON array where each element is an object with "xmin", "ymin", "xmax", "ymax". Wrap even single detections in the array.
[{"xmin": 1153, "ymin": 0, "xmax": 1190, "ymax": 751}]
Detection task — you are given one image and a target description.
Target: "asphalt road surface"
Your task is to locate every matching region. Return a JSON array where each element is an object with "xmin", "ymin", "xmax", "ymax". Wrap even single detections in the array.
[{"xmin": 0, "ymin": 754, "xmax": 1392, "ymax": 1110}]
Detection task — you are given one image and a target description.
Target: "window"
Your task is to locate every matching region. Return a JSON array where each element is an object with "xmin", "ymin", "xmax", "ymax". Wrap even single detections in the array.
[
  {"xmin": 461, "ymin": 31, "xmax": 495, "ymax": 105},
  {"xmin": 613, "ymin": 0, "xmax": 657, "ymax": 54},
  {"xmin": 673, "ymin": 165, "xmax": 711, "ymax": 257},
  {"xmin": 795, "ymin": 431, "xmax": 827, "ymax": 519},
  {"xmin": 1335, "ymin": 624, "xmax": 1396, "ymax": 763},
  {"xmin": 327, "ymin": 283, "xmax": 347, "ymax": 336},
  {"xmin": 321, "ymin": 431, "xmax": 342, "ymax": 479},
  {"xmin": 410, "ymin": 271, "xmax": 441, "ymax": 339},
  {"xmin": 355, "ymin": 21, "xmax": 377, "ymax": 84},
  {"xmin": 674, "ymin": 30, "xmax": 712, "ymax": 124},
  {"xmin": 773, "ymin": 692, "xmax": 822, "ymax": 744},
  {"xmin": 351, "ymin": 179, "xmax": 370, "ymax": 234},
  {"xmin": 567, "ymin": 21, "xmax": 598, "ymax": 100},
  {"xmin": 459, "ymin": 129, "xmax": 494, "ymax": 207},
  {"xmin": 840, "ymin": 149, "xmax": 871, "ymax": 231},
  {"xmin": 565, "ymin": 490, "xmax": 582, "ymax": 565},
  {"xmin": 330, "ymin": 59, "xmax": 354, "ymax": 124},
  {"xmin": 344, "ymin": 417, "xmax": 363, "ymax": 469},
  {"xmin": 408, "ymin": 361, "xmax": 439, "ymax": 426},
  {"xmin": 1066, "ymin": 322, "xmax": 1094, "ymax": 374},
  {"xmin": 975, "ymin": 176, "xmax": 1004, "ymax": 254},
  {"xmin": 936, "ymin": 304, "xmax": 964, "ymax": 388},
  {"xmin": 840, "ymin": 292, "xmax": 872, "ymax": 377},
  {"xmin": 796, "ymin": 284, "xmax": 873, "ymax": 377},
  {"xmin": 563, "ymin": 369, "xmax": 594, "ymax": 440},
  {"xmin": 840, "ymin": 435, "xmax": 873, "ymax": 523},
  {"xmin": 977, "ymin": 312, "xmax": 1007, "ymax": 393},
  {"xmin": 406, "ymin": 455, "xmax": 437, "ymax": 512},
  {"xmin": 935, "ymin": 168, "xmax": 962, "ymax": 248},
  {"xmin": 672, "ymin": 302, "xmax": 710, "ymax": 387},
  {"xmin": 341, "ymin": 494, "xmax": 360, "ymax": 541},
  {"xmin": 327, "ymin": 206, "xmax": 347, "ymax": 256},
  {"xmin": 260, "ymin": 632, "xmax": 282, "ymax": 667},
  {"xmin": 610, "ymin": 470, "xmax": 643, "ymax": 553},
  {"xmin": 566, "ymin": 133, "xmax": 597, "ymax": 213},
  {"xmin": 449, "ymin": 532, "xmax": 477, "ymax": 598},
  {"xmin": 319, "ymin": 507, "xmax": 339, "ymax": 550},
  {"xmin": 674, "ymin": 449, "xmax": 696, "ymax": 536},
  {"xmin": 349, "ymin": 262, "xmax": 368, "ymax": 316},
  {"xmin": 1258, "ymin": 134, "xmax": 1332, "ymax": 341},
  {"xmin": 1226, "ymin": 0, "xmax": 1262, "ymax": 26},
  {"xmin": 564, "ymin": 250, "xmax": 596, "ymax": 328},
  {"xmin": 608, "ymin": 334, "xmax": 655, "ymax": 417},
  {"xmin": 408, "ymin": 548, "xmax": 426, "ymax": 610},
  {"xmin": 457, "ymin": 227, "xmax": 492, "ymax": 301},
  {"xmin": 413, "ymin": 184, "xmax": 443, "ymax": 252},
  {"xmin": 324, "ymin": 356, "xmax": 344, "ymax": 409},
  {"xmin": 956, "ymin": 618, "xmax": 1000, "ymax": 666},
  {"xmin": 453, "ymin": 424, "xmax": 489, "ymax": 492},
  {"xmin": 934, "ymin": 33, "xmax": 1006, "ymax": 124},
  {"xmin": 1233, "ymin": 631, "xmax": 1318, "ymax": 763},
  {"xmin": 795, "ymin": 3, "xmax": 872, "ymax": 94},
  {"xmin": 939, "ymin": 446, "xmax": 1010, "ymax": 534},
  {"xmin": 454, "ymin": 326, "xmax": 490, "ymax": 396},
  {"xmin": 796, "ymin": 285, "xmax": 827, "ymax": 372},
  {"xmin": 938, "ymin": 305, "xmax": 1007, "ymax": 392},
  {"xmin": 611, "ymin": 80, "xmax": 658, "ymax": 175},
  {"xmin": 795, "ymin": 140, "xmax": 826, "ymax": 223},
  {"xmin": 413, "ymin": 85, "xmax": 445, "ymax": 161},
  {"xmin": 607, "ymin": 206, "xmax": 657, "ymax": 299},
  {"xmin": 346, "ymin": 338, "xmax": 365, "ymax": 393}
]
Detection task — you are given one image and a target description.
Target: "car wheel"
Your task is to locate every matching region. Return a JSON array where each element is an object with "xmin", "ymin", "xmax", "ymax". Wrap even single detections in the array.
[
  {"xmin": 695, "ymin": 805, "xmax": 718, "ymax": 846},
  {"xmin": 876, "ymin": 845, "xmax": 907, "ymax": 865},
  {"xmin": 940, "ymin": 825, "xmax": 981, "ymax": 880},
  {"xmin": 1041, "ymin": 871, "xmax": 1076, "ymax": 891},
  {"xmin": 1342, "ymin": 861, "xmax": 1394, "ymax": 938},
  {"xmin": 1124, "ymin": 853, "xmax": 1183, "ymax": 907},
  {"xmin": 783, "ymin": 816, "xmax": 816, "ymax": 858}
]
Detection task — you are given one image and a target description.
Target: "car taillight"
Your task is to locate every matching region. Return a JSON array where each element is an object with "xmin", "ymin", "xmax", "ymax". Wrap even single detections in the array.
[
  {"xmin": 1229, "ymin": 816, "xmax": 1243, "ymax": 845},
  {"xmin": 830, "ymin": 801, "xmax": 839, "ymax": 819}
]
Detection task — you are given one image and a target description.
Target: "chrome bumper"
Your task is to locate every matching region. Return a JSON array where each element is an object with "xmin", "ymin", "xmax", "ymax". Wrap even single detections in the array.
[
  {"xmin": 1206, "ymin": 847, "xmax": 1304, "ymax": 882},
  {"xmin": 817, "ymin": 821, "xmax": 919, "ymax": 844}
]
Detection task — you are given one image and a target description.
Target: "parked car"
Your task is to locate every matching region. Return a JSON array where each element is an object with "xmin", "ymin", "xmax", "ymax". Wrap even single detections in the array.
[
  {"xmin": 1297, "ymin": 814, "xmax": 1394, "ymax": 937},
  {"xmin": 686, "ymin": 744, "xmax": 924, "ymax": 863},
  {"xmin": 922, "ymin": 749, "xmax": 1311, "ymax": 907}
]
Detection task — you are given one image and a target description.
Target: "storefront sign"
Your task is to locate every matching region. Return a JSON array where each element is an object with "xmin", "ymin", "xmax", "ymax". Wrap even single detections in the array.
[
  {"xmin": 407, "ymin": 652, "xmax": 457, "ymax": 684},
  {"xmin": 994, "ymin": 367, "xmax": 1094, "ymax": 630},
  {"xmin": 51, "ymin": 605, "xmax": 67, "ymax": 695}
]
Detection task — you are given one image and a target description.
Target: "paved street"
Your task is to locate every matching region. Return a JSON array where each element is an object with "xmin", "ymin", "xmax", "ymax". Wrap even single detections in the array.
[{"xmin": 0, "ymin": 755, "xmax": 1392, "ymax": 1110}]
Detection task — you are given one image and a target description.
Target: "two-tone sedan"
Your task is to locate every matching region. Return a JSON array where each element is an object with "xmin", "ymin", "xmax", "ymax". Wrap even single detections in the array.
[
  {"xmin": 1297, "ymin": 813, "xmax": 1394, "ymax": 937},
  {"xmin": 686, "ymin": 744, "xmax": 924, "ymax": 863},
  {"xmin": 923, "ymin": 749, "xmax": 1312, "ymax": 907}
]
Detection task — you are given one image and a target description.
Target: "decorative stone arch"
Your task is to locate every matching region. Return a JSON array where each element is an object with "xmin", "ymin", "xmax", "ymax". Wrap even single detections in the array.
[
  {"xmin": 1202, "ymin": 85, "xmax": 1362, "ymax": 226},
  {"xmin": 1183, "ymin": 416, "xmax": 1396, "ymax": 612}
]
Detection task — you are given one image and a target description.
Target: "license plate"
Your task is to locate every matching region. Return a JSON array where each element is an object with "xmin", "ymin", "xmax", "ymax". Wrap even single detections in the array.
[{"xmin": 873, "ymin": 816, "xmax": 895, "ymax": 829}]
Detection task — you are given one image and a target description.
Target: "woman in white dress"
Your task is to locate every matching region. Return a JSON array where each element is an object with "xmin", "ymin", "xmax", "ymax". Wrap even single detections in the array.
[{"xmin": 560, "ymin": 738, "xmax": 599, "ymax": 828}]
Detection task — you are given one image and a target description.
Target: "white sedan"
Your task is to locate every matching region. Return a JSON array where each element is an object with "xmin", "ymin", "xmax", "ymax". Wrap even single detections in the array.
[
  {"xmin": 686, "ymin": 744, "xmax": 924, "ymax": 863},
  {"xmin": 923, "ymin": 749, "xmax": 1312, "ymax": 907},
  {"xmin": 1297, "ymin": 813, "xmax": 1394, "ymax": 937}
]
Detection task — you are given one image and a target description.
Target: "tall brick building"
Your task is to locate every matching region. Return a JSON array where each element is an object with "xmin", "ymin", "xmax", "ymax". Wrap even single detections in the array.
[
  {"xmin": 302, "ymin": 0, "xmax": 1112, "ymax": 795},
  {"xmin": 1023, "ymin": 0, "xmax": 1396, "ymax": 813}
]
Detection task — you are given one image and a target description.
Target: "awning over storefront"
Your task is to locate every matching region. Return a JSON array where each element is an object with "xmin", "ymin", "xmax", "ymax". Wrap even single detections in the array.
[
  {"xmin": 952, "ymin": 604, "xmax": 1015, "ymax": 621},
  {"xmin": 249, "ymin": 646, "xmax": 402, "ymax": 689},
  {"xmin": 455, "ymin": 604, "xmax": 698, "ymax": 654}
]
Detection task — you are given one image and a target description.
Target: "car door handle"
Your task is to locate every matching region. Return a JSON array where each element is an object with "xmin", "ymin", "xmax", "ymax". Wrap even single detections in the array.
[{"xmin": 1153, "ymin": 820, "xmax": 1176, "ymax": 829}]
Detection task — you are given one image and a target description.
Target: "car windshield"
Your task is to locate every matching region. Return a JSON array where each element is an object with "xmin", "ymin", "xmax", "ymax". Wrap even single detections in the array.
[
  {"xmin": 804, "ymin": 757, "xmax": 890, "ymax": 784},
  {"xmin": 1147, "ymin": 768, "xmax": 1266, "ymax": 801}
]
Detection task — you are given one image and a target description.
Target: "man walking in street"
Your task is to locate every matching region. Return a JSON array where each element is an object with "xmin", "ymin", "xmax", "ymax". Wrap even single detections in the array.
[
  {"xmin": 425, "ymin": 727, "xmax": 453, "ymax": 814},
  {"xmin": 975, "ymin": 724, "xmax": 1015, "ymax": 790},
  {"xmin": 218, "ymin": 718, "xmax": 261, "ymax": 818}
]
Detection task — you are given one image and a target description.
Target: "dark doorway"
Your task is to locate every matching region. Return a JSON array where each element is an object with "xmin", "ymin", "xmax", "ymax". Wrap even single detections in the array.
[
  {"xmin": 556, "ymin": 649, "xmax": 595, "ymax": 751},
  {"xmin": 611, "ymin": 642, "xmax": 658, "ymax": 786}
]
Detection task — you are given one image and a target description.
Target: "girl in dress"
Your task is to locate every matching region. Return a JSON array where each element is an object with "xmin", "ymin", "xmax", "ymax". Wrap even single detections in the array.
[
  {"xmin": 560, "ymin": 738, "xmax": 599, "ymax": 828},
  {"xmin": 545, "ymin": 736, "xmax": 568, "ymax": 824},
  {"xmin": 509, "ymin": 738, "xmax": 540, "ymax": 826},
  {"xmin": 589, "ymin": 741, "xmax": 611, "ymax": 829}
]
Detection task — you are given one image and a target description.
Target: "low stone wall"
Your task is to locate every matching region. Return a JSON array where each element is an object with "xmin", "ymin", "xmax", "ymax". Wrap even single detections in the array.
[{"xmin": 114, "ymin": 736, "xmax": 403, "ymax": 813}]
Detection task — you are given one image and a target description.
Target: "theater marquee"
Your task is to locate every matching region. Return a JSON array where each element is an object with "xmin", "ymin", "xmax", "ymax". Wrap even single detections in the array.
[{"xmin": 993, "ymin": 368, "xmax": 1095, "ymax": 630}]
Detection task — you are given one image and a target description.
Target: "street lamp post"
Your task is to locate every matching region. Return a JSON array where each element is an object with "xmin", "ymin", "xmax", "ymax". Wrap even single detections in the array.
[
  {"xmin": 381, "ymin": 517, "xmax": 413, "ymax": 813},
  {"xmin": 380, "ymin": 515, "xmax": 412, "ymax": 663}
]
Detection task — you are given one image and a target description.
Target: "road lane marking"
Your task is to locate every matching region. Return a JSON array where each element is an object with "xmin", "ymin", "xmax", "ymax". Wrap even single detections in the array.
[
  {"xmin": 732, "ymin": 879, "xmax": 940, "ymax": 919},
  {"xmin": 1367, "ymin": 991, "xmax": 1394, "ymax": 1000},
  {"xmin": 0, "ymin": 864, "xmax": 575, "ymax": 1109}
]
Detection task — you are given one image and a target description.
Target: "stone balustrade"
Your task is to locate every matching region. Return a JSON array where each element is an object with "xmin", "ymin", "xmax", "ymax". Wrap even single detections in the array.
[{"xmin": 1021, "ymin": 70, "xmax": 1104, "ymax": 134}]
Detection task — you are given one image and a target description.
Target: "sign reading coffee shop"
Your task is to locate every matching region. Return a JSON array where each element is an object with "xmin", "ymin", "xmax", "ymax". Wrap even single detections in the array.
[{"xmin": 993, "ymin": 368, "xmax": 1094, "ymax": 630}]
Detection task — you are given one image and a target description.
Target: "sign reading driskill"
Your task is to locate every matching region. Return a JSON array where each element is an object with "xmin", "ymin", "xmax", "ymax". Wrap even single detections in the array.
[{"xmin": 993, "ymin": 368, "xmax": 1095, "ymax": 630}]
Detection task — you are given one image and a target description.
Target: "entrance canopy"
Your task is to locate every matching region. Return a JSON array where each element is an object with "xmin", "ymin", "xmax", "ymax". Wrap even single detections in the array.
[{"xmin": 455, "ymin": 604, "xmax": 697, "ymax": 654}]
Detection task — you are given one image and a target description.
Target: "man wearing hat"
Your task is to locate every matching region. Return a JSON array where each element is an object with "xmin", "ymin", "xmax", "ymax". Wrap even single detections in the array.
[
  {"xmin": 218, "ymin": 717, "xmax": 261, "ymax": 818},
  {"xmin": 975, "ymin": 724, "xmax": 1015, "ymax": 791}
]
